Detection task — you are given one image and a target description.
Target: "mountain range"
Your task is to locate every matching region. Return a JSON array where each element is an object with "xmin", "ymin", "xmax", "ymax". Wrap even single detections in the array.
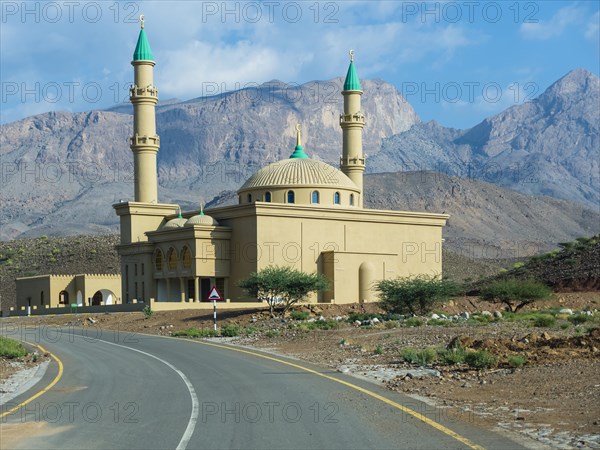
[{"xmin": 0, "ymin": 69, "xmax": 598, "ymax": 252}]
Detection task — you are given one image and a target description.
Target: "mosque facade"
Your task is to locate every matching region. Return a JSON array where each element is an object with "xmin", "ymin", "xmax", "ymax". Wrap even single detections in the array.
[{"xmin": 114, "ymin": 22, "xmax": 448, "ymax": 305}]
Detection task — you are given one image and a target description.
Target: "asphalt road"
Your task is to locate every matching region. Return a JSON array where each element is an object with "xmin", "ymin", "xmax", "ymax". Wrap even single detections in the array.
[{"xmin": 0, "ymin": 325, "xmax": 525, "ymax": 449}]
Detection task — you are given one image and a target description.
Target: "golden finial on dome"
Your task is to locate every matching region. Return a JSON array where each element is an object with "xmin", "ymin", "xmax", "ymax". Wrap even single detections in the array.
[
  {"xmin": 296, "ymin": 124, "xmax": 302, "ymax": 147},
  {"xmin": 140, "ymin": 14, "xmax": 145, "ymax": 29}
]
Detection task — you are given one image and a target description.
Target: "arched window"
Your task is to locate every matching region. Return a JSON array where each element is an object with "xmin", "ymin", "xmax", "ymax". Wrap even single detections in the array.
[
  {"xmin": 287, "ymin": 191, "xmax": 295, "ymax": 204},
  {"xmin": 264, "ymin": 192, "xmax": 272, "ymax": 202},
  {"xmin": 349, "ymin": 194, "xmax": 354, "ymax": 206},
  {"xmin": 182, "ymin": 246, "xmax": 192, "ymax": 269},
  {"xmin": 155, "ymin": 249, "xmax": 164, "ymax": 271},
  {"xmin": 311, "ymin": 191, "xmax": 319, "ymax": 204},
  {"xmin": 167, "ymin": 248, "xmax": 178, "ymax": 270},
  {"xmin": 334, "ymin": 192, "xmax": 340, "ymax": 205},
  {"xmin": 247, "ymin": 193, "xmax": 252, "ymax": 203}
]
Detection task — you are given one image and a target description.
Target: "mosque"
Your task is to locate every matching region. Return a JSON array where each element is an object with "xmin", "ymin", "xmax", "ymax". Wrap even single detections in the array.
[{"xmin": 113, "ymin": 20, "xmax": 448, "ymax": 305}]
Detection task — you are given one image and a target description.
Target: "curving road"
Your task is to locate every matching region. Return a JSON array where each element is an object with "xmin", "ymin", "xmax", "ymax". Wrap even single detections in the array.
[{"xmin": 0, "ymin": 326, "xmax": 524, "ymax": 449}]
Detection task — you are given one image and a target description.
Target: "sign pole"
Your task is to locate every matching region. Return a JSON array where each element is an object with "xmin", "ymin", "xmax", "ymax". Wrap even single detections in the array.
[{"xmin": 207, "ymin": 286, "xmax": 222, "ymax": 334}]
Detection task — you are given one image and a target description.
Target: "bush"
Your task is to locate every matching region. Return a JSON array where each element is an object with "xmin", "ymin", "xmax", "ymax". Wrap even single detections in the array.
[
  {"xmin": 401, "ymin": 347, "xmax": 437, "ymax": 366},
  {"xmin": 374, "ymin": 345, "xmax": 384, "ymax": 355},
  {"xmin": 173, "ymin": 328, "xmax": 216, "ymax": 338},
  {"xmin": 427, "ymin": 318, "xmax": 449, "ymax": 326},
  {"xmin": 480, "ymin": 279, "xmax": 552, "ymax": 312},
  {"xmin": 0, "ymin": 337, "xmax": 28, "ymax": 358},
  {"xmin": 314, "ymin": 320, "xmax": 340, "ymax": 330},
  {"xmin": 290, "ymin": 310, "xmax": 310, "ymax": 320},
  {"xmin": 376, "ymin": 275, "xmax": 459, "ymax": 315},
  {"xmin": 265, "ymin": 330, "xmax": 280, "ymax": 338},
  {"xmin": 143, "ymin": 305, "xmax": 153, "ymax": 319},
  {"xmin": 508, "ymin": 355, "xmax": 527, "ymax": 368},
  {"xmin": 533, "ymin": 314, "xmax": 556, "ymax": 327},
  {"xmin": 569, "ymin": 314, "xmax": 591, "ymax": 325},
  {"xmin": 348, "ymin": 313, "xmax": 382, "ymax": 322},
  {"xmin": 404, "ymin": 317, "xmax": 424, "ymax": 327},
  {"xmin": 465, "ymin": 350, "xmax": 497, "ymax": 369},
  {"xmin": 439, "ymin": 347, "xmax": 467, "ymax": 365},
  {"xmin": 221, "ymin": 324, "xmax": 241, "ymax": 337}
]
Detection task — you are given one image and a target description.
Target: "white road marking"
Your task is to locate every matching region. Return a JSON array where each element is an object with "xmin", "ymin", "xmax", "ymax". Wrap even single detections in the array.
[{"xmin": 80, "ymin": 335, "xmax": 199, "ymax": 450}]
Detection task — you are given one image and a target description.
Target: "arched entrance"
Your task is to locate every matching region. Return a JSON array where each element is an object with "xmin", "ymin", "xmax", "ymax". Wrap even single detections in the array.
[
  {"xmin": 76, "ymin": 290, "xmax": 83, "ymax": 306},
  {"xmin": 59, "ymin": 290, "xmax": 69, "ymax": 305},
  {"xmin": 92, "ymin": 289, "xmax": 116, "ymax": 306},
  {"xmin": 92, "ymin": 291, "xmax": 103, "ymax": 306}
]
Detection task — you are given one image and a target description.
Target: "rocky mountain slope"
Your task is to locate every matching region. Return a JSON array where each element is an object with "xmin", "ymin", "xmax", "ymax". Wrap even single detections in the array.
[
  {"xmin": 0, "ymin": 78, "xmax": 417, "ymax": 240},
  {"xmin": 370, "ymin": 69, "xmax": 600, "ymax": 206},
  {"xmin": 1, "ymin": 70, "xmax": 598, "ymax": 242},
  {"xmin": 475, "ymin": 235, "xmax": 600, "ymax": 291}
]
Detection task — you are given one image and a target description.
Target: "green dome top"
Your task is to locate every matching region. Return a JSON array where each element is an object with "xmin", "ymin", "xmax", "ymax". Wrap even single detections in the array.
[
  {"xmin": 289, "ymin": 124, "xmax": 309, "ymax": 159},
  {"xmin": 343, "ymin": 57, "xmax": 362, "ymax": 92},
  {"xmin": 133, "ymin": 28, "xmax": 154, "ymax": 61},
  {"xmin": 289, "ymin": 144, "xmax": 308, "ymax": 159}
]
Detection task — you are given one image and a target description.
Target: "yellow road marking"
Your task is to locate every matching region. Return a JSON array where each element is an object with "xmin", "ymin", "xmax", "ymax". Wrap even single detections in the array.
[
  {"xmin": 183, "ymin": 338, "xmax": 486, "ymax": 450},
  {"xmin": 0, "ymin": 343, "xmax": 64, "ymax": 419}
]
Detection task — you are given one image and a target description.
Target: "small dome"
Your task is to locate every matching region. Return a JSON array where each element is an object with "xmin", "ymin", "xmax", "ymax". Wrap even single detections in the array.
[
  {"xmin": 185, "ymin": 213, "xmax": 219, "ymax": 226},
  {"xmin": 239, "ymin": 158, "xmax": 358, "ymax": 192},
  {"xmin": 162, "ymin": 217, "xmax": 187, "ymax": 229}
]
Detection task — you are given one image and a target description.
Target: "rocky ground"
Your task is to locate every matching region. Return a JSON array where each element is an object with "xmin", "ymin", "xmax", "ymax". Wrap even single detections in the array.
[
  {"xmin": 0, "ymin": 344, "xmax": 51, "ymax": 401},
  {"xmin": 2, "ymin": 292, "xmax": 598, "ymax": 448}
]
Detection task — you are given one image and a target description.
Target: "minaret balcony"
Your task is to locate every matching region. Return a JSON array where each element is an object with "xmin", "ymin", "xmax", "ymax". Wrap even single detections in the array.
[
  {"xmin": 339, "ymin": 113, "xmax": 365, "ymax": 125},
  {"xmin": 129, "ymin": 85, "xmax": 159, "ymax": 100},
  {"xmin": 340, "ymin": 155, "xmax": 366, "ymax": 166},
  {"xmin": 130, "ymin": 134, "xmax": 160, "ymax": 148}
]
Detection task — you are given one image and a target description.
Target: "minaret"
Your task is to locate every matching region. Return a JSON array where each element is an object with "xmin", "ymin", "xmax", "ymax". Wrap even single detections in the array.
[
  {"xmin": 340, "ymin": 50, "xmax": 365, "ymax": 207},
  {"xmin": 130, "ymin": 15, "xmax": 159, "ymax": 203}
]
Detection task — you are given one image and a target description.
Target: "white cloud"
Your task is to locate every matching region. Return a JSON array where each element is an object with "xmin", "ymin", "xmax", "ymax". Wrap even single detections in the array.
[
  {"xmin": 585, "ymin": 11, "xmax": 599, "ymax": 41},
  {"xmin": 158, "ymin": 40, "xmax": 308, "ymax": 97},
  {"xmin": 520, "ymin": 5, "xmax": 584, "ymax": 40}
]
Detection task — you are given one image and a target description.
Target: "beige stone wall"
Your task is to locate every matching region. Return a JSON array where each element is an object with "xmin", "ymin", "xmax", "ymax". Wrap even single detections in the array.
[
  {"xmin": 207, "ymin": 203, "xmax": 447, "ymax": 304},
  {"xmin": 16, "ymin": 275, "xmax": 121, "ymax": 308}
]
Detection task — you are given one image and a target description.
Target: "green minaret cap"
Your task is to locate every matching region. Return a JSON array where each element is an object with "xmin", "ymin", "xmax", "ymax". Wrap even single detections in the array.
[
  {"xmin": 289, "ymin": 124, "xmax": 309, "ymax": 159},
  {"xmin": 343, "ymin": 50, "xmax": 362, "ymax": 91},
  {"xmin": 133, "ymin": 18, "xmax": 154, "ymax": 61}
]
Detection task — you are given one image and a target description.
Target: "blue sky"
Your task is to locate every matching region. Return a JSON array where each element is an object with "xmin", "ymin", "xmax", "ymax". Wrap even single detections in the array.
[{"xmin": 1, "ymin": 1, "xmax": 598, "ymax": 128}]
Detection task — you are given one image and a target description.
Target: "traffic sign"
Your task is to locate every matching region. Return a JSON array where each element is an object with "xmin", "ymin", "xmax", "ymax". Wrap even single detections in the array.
[{"xmin": 208, "ymin": 286, "xmax": 222, "ymax": 301}]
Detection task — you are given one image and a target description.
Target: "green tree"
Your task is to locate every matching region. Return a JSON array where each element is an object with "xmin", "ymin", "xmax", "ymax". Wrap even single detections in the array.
[
  {"xmin": 238, "ymin": 266, "xmax": 329, "ymax": 316},
  {"xmin": 376, "ymin": 275, "xmax": 458, "ymax": 315},
  {"xmin": 480, "ymin": 279, "xmax": 551, "ymax": 312}
]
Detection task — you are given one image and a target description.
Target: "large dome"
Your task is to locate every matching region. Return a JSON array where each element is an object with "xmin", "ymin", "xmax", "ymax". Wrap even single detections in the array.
[
  {"xmin": 237, "ymin": 158, "xmax": 360, "ymax": 207},
  {"xmin": 239, "ymin": 158, "xmax": 358, "ymax": 191}
]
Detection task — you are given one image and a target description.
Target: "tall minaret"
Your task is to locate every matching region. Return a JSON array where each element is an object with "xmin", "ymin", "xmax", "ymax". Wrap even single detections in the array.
[
  {"xmin": 340, "ymin": 50, "xmax": 365, "ymax": 207},
  {"xmin": 130, "ymin": 15, "xmax": 159, "ymax": 203}
]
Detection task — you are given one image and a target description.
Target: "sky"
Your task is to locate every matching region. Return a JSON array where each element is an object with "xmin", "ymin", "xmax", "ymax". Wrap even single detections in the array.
[{"xmin": 1, "ymin": 1, "xmax": 599, "ymax": 128}]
